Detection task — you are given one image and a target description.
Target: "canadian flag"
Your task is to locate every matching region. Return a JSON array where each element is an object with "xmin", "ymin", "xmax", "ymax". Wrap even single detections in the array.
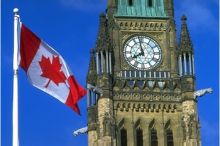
[{"xmin": 19, "ymin": 24, "xmax": 86, "ymax": 114}]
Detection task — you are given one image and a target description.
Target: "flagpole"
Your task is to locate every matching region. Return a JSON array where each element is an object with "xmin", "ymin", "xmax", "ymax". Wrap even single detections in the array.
[{"xmin": 13, "ymin": 8, "xmax": 20, "ymax": 146}]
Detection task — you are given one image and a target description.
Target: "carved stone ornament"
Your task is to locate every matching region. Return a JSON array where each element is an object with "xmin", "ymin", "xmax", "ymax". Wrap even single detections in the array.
[
  {"xmin": 113, "ymin": 92, "xmax": 182, "ymax": 102},
  {"xmin": 158, "ymin": 81, "xmax": 166, "ymax": 89},
  {"xmin": 115, "ymin": 101, "xmax": 178, "ymax": 113},
  {"xmin": 103, "ymin": 114, "xmax": 112, "ymax": 136},
  {"xmin": 147, "ymin": 81, "xmax": 156, "ymax": 89},
  {"xmin": 117, "ymin": 21, "xmax": 167, "ymax": 31},
  {"xmin": 194, "ymin": 88, "xmax": 213, "ymax": 99},
  {"xmin": 182, "ymin": 101, "xmax": 195, "ymax": 140},
  {"xmin": 168, "ymin": 80, "xmax": 177, "ymax": 90}
]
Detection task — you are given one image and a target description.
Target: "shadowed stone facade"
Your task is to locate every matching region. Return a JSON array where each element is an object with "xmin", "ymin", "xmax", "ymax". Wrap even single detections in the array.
[{"xmin": 87, "ymin": 0, "xmax": 201, "ymax": 146}]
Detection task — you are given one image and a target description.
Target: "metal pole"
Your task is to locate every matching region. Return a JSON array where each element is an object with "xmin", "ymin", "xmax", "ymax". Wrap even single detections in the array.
[{"xmin": 13, "ymin": 8, "xmax": 20, "ymax": 146}]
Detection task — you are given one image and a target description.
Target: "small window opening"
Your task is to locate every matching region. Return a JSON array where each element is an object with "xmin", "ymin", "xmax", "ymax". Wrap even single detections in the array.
[
  {"xmin": 151, "ymin": 128, "xmax": 158, "ymax": 146},
  {"xmin": 166, "ymin": 129, "xmax": 174, "ymax": 146},
  {"xmin": 128, "ymin": 0, "xmax": 133, "ymax": 6},
  {"xmin": 148, "ymin": 0, "xmax": 153, "ymax": 7}
]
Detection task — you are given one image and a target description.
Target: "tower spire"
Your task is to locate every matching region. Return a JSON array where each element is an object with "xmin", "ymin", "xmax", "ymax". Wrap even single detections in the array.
[
  {"xmin": 96, "ymin": 13, "xmax": 111, "ymax": 52},
  {"xmin": 179, "ymin": 15, "xmax": 193, "ymax": 52},
  {"xmin": 87, "ymin": 49, "xmax": 97, "ymax": 84},
  {"xmin": 178, "ymin": 15, "xmax": 195, "ymax": 76}
]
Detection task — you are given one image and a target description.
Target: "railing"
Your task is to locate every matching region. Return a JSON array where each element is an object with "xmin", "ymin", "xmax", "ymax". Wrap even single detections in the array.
[{"xmin": 120, "ymin": 70, "xmax": 170, "ymax": 79}]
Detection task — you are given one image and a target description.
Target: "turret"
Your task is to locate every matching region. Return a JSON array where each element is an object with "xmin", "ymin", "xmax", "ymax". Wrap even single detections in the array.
[
  {"xmin": 87, "ymin": 49, "xmax": 97, "ymax": 84},
  {"xmin": 178, "ymin": 15, "xmax": 195, "ymax": 77},
  {"xmin": 95, "ymin": 13, "xmax": 113, "ymax": 75},
  {"xmin": 86, "ymin": 49, "xmax": 98, "ymax": 108}
]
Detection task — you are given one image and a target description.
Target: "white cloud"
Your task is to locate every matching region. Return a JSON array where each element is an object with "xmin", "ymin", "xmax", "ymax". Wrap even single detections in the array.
[
  {"xmin": 175, "ymin": 0, "xmax": 218, "ymax": 35},
  {"xmin": 60, "ymin": 0, "xmax": 107, "ymax": 12}
]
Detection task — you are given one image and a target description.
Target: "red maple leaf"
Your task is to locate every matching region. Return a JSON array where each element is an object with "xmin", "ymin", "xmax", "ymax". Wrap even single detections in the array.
[{"xmin": 39, "ymin": 55, "xmax": 67, "ymax": 88}]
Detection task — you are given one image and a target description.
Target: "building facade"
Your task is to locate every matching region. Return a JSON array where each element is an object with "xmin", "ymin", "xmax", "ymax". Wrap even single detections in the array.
[{"xmin": 87, "ymin": 0, "xmax": 201, "ymax": 146}]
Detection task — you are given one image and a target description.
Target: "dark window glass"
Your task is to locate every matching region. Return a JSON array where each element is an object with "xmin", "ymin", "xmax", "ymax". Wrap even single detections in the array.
[
  {"xmin": 146, "ymin": 71, "xmax": 149, "ymax": 77},
  {"xmin": 166, "ymin": 129, "xmax": 174, "ymax": 146},
  {"xmin": 128, "ymin": 80, "xmax": 135, "ymax": 87},
  {"xmin": 131, "ymin": 70, "xmax": 135, "ymax": 77},
  {"xmin": 126, "ymin": 71, "xmax": 130, "ymax": 77},
  {"xmin": 181, "ymin": 55, "xmax": 185, "ymax": 75},
  {"xmin": 128, "ymin": 0, "xmax": 133, "ymax": 6},
  {"xmin": 141, "ymin": 71, "xmax": 145, "ymax": 78},
  {"xmin": 149, "ymin": 0, "xmax": 153, "ymax": 7},
  {"xmin": 121, "ymin": 128, "xmax": 127, "ymax": 146},
  {"xmin": 156, "ymin": 72, "xmax": 160, "ymax": 78},
  {"xmin": 136, "ymin": 128, "xmax": 143, "ymax": 146},
  {"xmin": 137, "ymin": 80, "xmax": 144, "ymax": 87},
  {"xmin": 161, "ymin": 72, "xmax": 165, "ymax": 78},
  {"xmin": 151, "ymin": 129, "xmax": 158, "ymax": 146},
  {"xmin": 136, "ymin": 71, "xmax": 140, "ymax": 78}
]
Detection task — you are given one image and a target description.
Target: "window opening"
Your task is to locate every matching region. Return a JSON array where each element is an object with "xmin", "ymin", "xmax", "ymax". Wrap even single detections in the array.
[
  {"xmin": 121, "ymin": 128, "xmax": 127, "ymax": 146},
  {"xmin": 136, "ymin": 128, "xmax": 143, "ymax": 146}
]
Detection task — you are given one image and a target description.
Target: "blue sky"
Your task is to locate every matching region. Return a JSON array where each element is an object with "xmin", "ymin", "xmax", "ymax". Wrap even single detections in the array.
[{"xmin": 2, "ymin": 0, "xmax": 219, "ymax": 146}]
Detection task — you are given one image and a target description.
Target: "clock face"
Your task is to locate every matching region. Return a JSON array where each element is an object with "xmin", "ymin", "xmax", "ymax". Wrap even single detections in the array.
[{"xmin": 123, "ymin": 36, "xmax": 162, "ymax": 70}]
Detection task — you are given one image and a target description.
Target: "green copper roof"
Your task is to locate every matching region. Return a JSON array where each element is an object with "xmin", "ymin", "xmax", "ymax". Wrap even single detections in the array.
[{"xmin": 115, "ymin": 0, "xmax": 167, "ymax": 18}]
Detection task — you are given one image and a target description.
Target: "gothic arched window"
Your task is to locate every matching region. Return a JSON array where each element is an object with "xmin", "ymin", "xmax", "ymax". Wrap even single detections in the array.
[
  {"xmin": 136, "ymin": 128, "xmax": 143, "ymax": 146},
  {"xmin": 148, "ymin": 0, "xmax": 153, "ymax": 7},
  {"xmin": 121, "ymin": 128, "xmax": 127, "ymax": 146},
  {"xmin": 128, "ymin": 0, "xmax": 133, "ymax": 6},
  {"xmin": 151, "ymin": 128, "xmax": 158, "ymax": 146},
  {"xmin": 166, "ymin": 129, "xmax": 174, "ymax": 146}
]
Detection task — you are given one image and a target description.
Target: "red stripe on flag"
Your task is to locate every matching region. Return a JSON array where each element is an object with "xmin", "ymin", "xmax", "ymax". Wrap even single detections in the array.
[
  {"xmin": 65, "ymin": 76, "xmax": 86, "ymax": 114},
  {"xmin": 20, "ymin": 24, "xmax": 41, "ymax": 72}
]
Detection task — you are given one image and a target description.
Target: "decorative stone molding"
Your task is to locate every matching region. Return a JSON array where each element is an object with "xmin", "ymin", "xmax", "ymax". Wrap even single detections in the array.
[
  {"xmin": 114, "ymin": 101, "xmax": 179, "ymax": 113},
  {"xmin": 158, "ymin": 81, "xmax": 166, "ymax": 89},
  {"xmin": 116, "ymin": 21, "xmax": 168, "ymax": 31},
  {"xmin": 113, "ymin": 78, "xmax": 180, "ymax": 91},
  {"xmin": 147, "ymin": 81, "xmax": 156, "ymax": 89},
  {"xmin": 113, "ymin": 92, "xmax": 182, "ymax": 102}
]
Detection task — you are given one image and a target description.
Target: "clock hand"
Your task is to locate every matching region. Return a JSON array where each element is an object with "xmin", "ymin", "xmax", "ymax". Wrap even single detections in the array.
[
  {"xmin": 132, "ymin": 54, "xmax": 138, "ymax": 59},
  {"xmin": 132, "ymin": 52, "xmax": 142, "ymax": 59},
  {"xmin": 138, "ymin": 37, "xmax": 144, "ymax": 56}
]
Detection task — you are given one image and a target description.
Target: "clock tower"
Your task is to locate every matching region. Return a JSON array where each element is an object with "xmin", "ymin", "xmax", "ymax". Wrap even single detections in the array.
[{"xmin": 87, "ymin": 0, "xmax": 201, "ymax": 146}]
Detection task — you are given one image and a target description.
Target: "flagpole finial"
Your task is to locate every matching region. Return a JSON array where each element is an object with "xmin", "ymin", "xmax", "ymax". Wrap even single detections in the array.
[{"xmin": 13, "ymin": 8, "xmax": 19, "ymax": 14}]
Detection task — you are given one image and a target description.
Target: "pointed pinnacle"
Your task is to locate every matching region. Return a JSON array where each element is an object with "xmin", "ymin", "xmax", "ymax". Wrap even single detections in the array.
[
  {"xmin": 179, "ymin": 15, "xmax": 193, "ymax": 51},
  {"xmin": 181, "ymin": 15, "xmax": 187, "ymax": 21}
]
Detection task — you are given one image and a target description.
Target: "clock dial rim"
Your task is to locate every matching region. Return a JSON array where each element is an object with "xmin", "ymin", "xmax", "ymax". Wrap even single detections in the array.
[{"xmin": 123, "ymin": 35, "xmax": 162, "ymax": 70}]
